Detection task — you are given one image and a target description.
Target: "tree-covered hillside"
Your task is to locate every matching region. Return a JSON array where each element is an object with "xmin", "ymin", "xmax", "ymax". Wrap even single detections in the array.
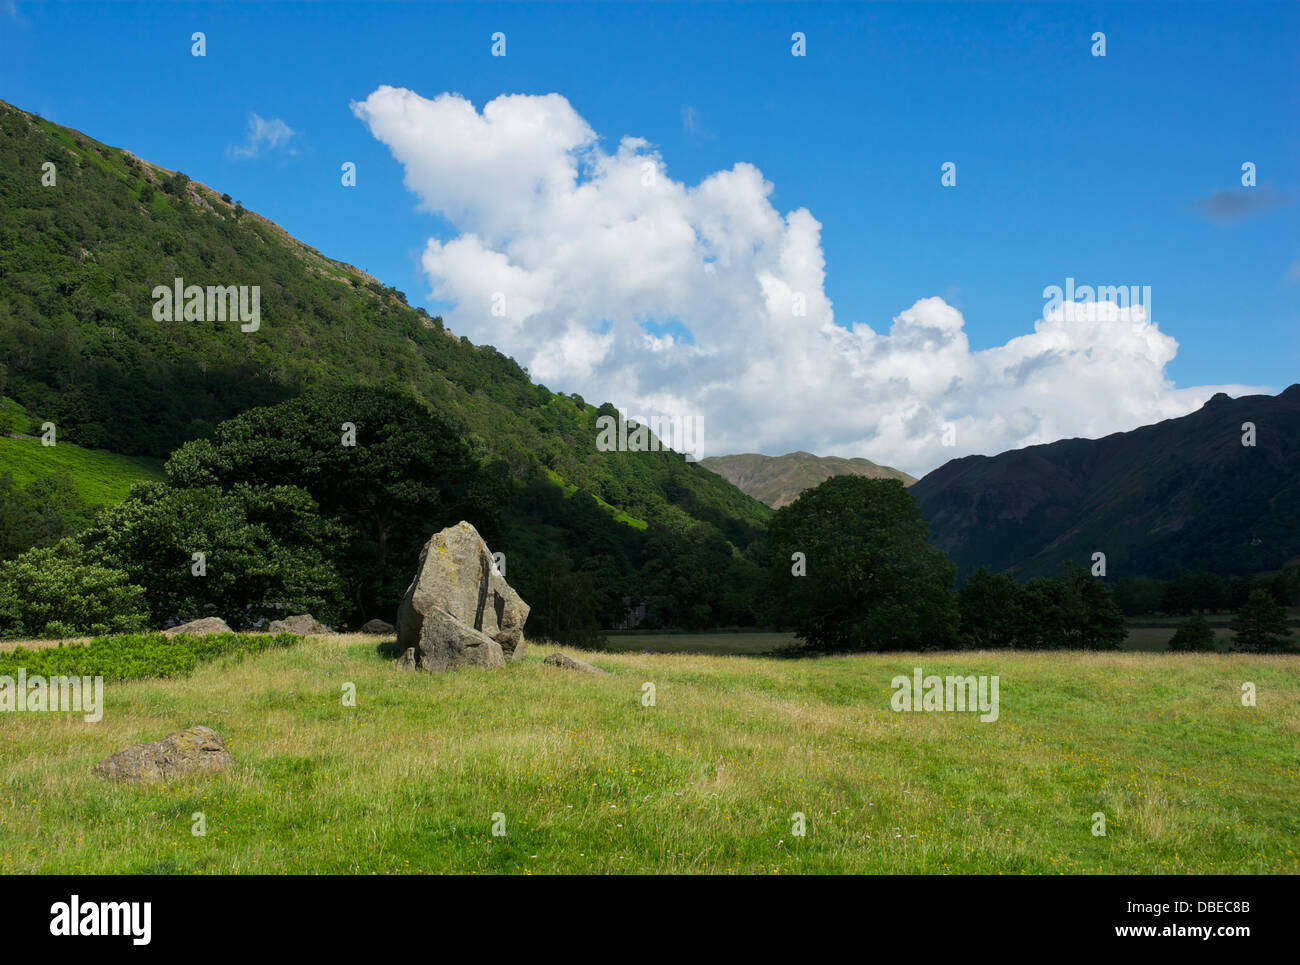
[{"xmin": 0, "ymin": 100, "xmax": 772, "ymax": 630}]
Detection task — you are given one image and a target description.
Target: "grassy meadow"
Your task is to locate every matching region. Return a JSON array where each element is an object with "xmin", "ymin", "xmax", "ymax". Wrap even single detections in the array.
[{"xmin": 0, "ymin": 633, "xmax": 1295, "ymax": 874}]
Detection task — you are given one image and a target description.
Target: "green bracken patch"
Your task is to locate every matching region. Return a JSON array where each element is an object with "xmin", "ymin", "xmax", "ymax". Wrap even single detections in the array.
[
  {"xmin": 0, "ymin": 435, "xmax": 164, "ymax": 506},
  {"xmin": 0, "ymin": 632, "xmax": 300, "ymax": 682}
]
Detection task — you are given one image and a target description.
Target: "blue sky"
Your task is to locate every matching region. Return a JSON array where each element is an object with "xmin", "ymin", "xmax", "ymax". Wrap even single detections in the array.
[{"xmin": 2, "ymin": 1, "xmax": 1296, "ymax": 469}]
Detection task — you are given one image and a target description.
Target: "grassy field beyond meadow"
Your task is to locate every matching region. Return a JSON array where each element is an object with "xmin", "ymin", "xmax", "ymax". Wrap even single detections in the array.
[
  {"xmin": 0, "ymin": 633, "xmax": 1295, "ymax": 874},
  {"xmin": 610, "ymin": 614, "xmax": 1300, "ymax": 655}
]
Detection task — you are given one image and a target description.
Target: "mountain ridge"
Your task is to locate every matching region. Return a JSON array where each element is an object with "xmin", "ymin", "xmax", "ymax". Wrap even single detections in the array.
[{"xmin": 910, "ymin": 385, "xmax": 1300, "ymax": 579}]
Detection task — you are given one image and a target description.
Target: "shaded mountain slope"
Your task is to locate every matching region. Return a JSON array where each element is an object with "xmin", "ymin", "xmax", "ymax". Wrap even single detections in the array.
[
  {"xmin": 0, "ymin": 99, "xmax": 770, "ymax": 546},
  {"xmin": 910, "ymin": 387, "xmax": 1300, "ymax": 579},
  {"xmin": 0, "ymin": 99, "xmax": 777, "ymax": 629}
]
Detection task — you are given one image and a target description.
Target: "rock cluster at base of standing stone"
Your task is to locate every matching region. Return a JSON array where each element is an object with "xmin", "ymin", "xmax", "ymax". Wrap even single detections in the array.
[
  {"xmin": 267, "ymin": 614, "xmax": 335, "ymax": 635},
  {"xmin": 92, "ymin": 726, "xmax": 233, "ymax": 783},
  {"xmin": 396, "ymin": 521, "xmax": 531, "ymax": 671},
  {"xmin": 162, "ymin": 617, "xmax": 232, "ymax": 636}
]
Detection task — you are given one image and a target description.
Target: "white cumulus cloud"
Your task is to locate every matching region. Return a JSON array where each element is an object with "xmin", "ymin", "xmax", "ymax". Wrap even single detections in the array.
[{"xmin": 352, "ymin": 86, "xmax": 1266, "ymax": 477}]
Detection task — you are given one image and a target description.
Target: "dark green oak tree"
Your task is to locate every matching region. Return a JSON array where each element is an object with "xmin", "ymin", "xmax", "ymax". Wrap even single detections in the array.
[
  {"xmin": 81, "ymin": 481, "xmax": 346, "ymax": 628},
  {"xmin": 160, "ymin": 386, "xmax": 502, "ymax": 623},
  {"xmin": 766, "ymin": 476, "xmax": 959, "ymax": 652}
]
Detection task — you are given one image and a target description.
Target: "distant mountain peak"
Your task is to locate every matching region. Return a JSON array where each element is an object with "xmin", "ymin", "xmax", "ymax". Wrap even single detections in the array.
[{"xmin": 700, "ymin": 451, "xmax": 916, "ymax": 509}]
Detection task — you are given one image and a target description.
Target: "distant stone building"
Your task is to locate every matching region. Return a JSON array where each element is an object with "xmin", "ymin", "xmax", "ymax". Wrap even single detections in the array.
[{"xmin": 614, "ymin": 596, "xmax": 648, "ymax": 630}]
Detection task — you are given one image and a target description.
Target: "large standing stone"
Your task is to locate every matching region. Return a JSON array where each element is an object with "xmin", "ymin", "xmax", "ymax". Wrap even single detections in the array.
[
  {"xmin": 92, "ymin": 726, "xmax": 233, "ymax": 784},
  {"xmin": 409, "ymin": 607, "xmax": 506, "ymax": 670},
  {"xmin": 396, "ymin": 521, "xmax": 531, "ymax": 670}
]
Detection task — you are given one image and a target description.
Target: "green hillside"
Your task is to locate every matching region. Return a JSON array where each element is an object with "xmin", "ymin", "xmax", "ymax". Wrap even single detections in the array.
[
  {"xmin": 0, "ymin": 99, "xmax": 766, "ymax": 530},
  {"xmin": 0, "ymin": 434, "xmax": 163, "ymax": 505},
  {"xmin": 0, "ymin": 99, "xmax": 772, "ymax": 629}
]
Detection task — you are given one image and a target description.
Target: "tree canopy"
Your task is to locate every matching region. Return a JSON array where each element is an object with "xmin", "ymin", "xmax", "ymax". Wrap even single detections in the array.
[
  {"xmin": 766, "ymin": 476, "xmax": 958, "ymax": 651},
  {"xmin": 161, "ymin": 386, "xmax": 498, "ymax": 622}
]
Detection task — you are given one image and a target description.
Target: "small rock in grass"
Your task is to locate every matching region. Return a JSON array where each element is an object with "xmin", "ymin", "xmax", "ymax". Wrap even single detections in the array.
[
  {"xmin": 93, "ymin": 726, "xmax": 233, "ymax": 784},
  {"xmin": 360, "ymin": 618, "xmax": 396, "ymax": 635},
  {"xmin": 543, "ymin": 652, "xmax": 611, "ymax": 676}
]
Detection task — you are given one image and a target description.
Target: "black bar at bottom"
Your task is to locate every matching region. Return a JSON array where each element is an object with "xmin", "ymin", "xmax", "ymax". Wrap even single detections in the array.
[{"xmin": 0, "ymin": 873, "xmax": 1283, "ymax": 951}]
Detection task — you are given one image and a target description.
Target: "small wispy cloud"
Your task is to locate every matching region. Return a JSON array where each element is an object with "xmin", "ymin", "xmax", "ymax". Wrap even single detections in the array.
[
  {"xmin": 681, "ymin": 105, "xmax": 712, "ymax": 142},
  {"xmin": 1196, "ymin": 183, "xmax": 1292, "ymax": 224},
  {"xmin": 226, "ymin": 113, "xmax": 298, "ymax": 160},
  {"xmin": 1285, "ymin": 260, "xmax": 1300, "ymax": 286}
]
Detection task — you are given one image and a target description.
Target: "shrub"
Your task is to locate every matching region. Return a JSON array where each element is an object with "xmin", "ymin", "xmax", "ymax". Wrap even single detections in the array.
[
  {"xmin": 0, "ymin": 539, "xmax": 148, "ymax": 638},
  {"xmin": 161, "ymin": 386, "xmax": 501, "ymax": 624},
  {"xmin": 1168, "ymin": 614, "xmax": 1217, "ymax": 652},
  {"xmin": 522, "ymin": 552, "xmax": 607, "ymax": 649},
  {"xmin": 958, "ymin": 569, "xmax": 1024, "ymax": 648},
  {"xmin": 1230, "ymin": 589, "xmax": 1295, "ymax": 653},
  {"xmin": 79, "ymin": 482, "xmax": 347, "ymax": 628}
]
